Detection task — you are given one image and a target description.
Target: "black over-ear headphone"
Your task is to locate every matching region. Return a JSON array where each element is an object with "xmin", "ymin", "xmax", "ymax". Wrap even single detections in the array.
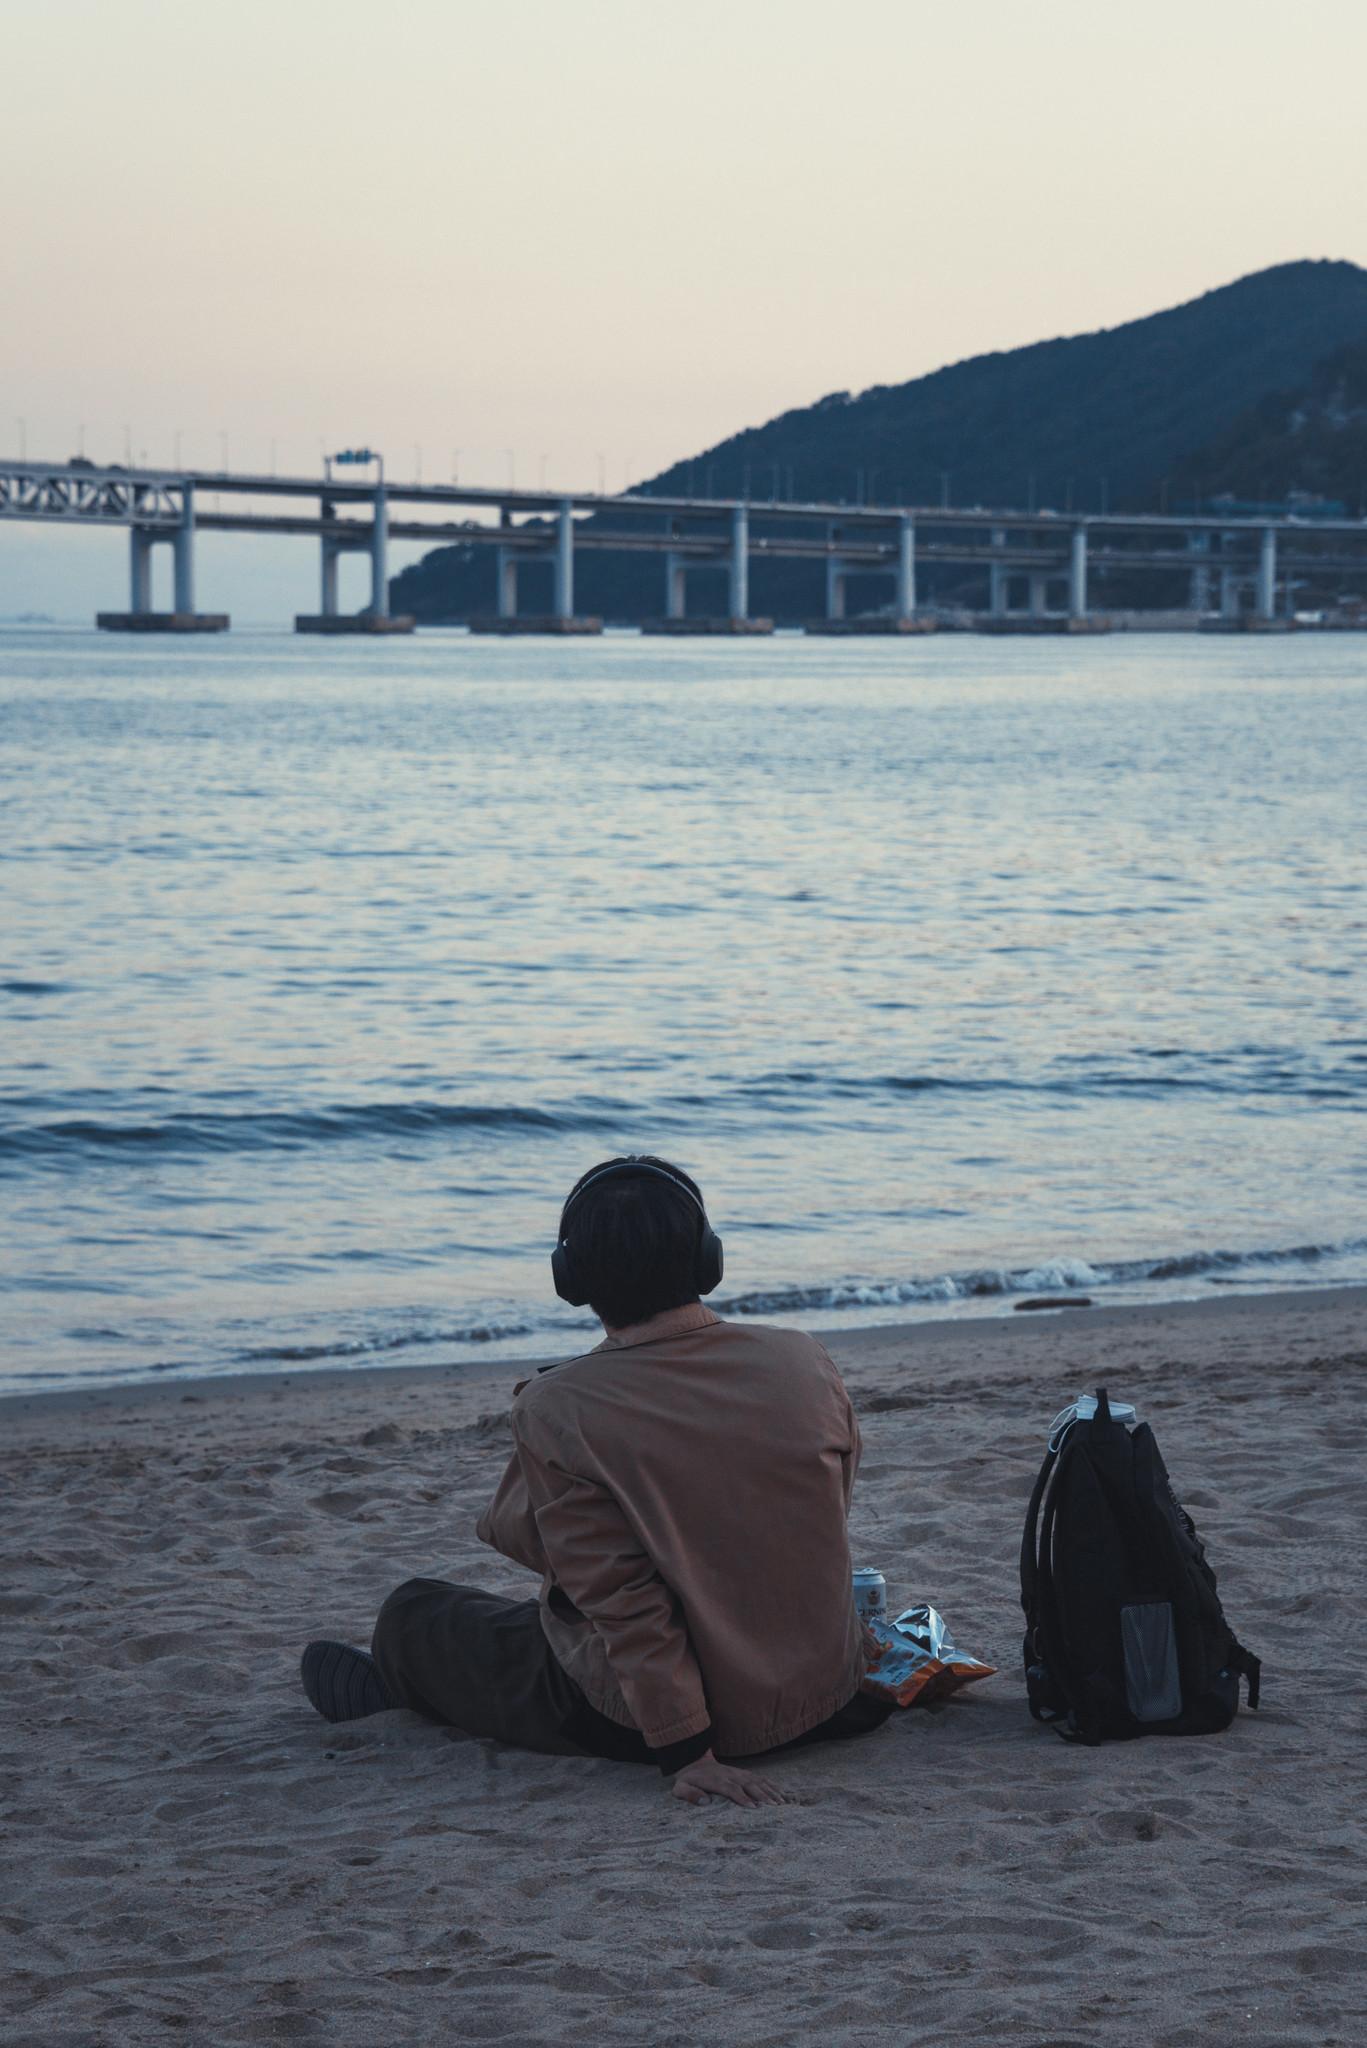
[{"xmin": 551, "ymin": 1159, "xmax": 724, "ymax": 1306}]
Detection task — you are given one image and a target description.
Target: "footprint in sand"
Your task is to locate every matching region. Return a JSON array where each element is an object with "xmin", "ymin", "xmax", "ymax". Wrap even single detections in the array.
[
  {"xmin": 748, "ymin": 1918, "xmax": 820, "ymax": 1950},
  {"xmin": 309, "ymin": 1489, "xmax": 375, "ymax": 1516},
  {"xmin": 1094, "ymin": 1807, "xmax": 1195, "ymax": 1842},
  {"xmin": 1294, "ymin": 1943, "xmax": 1358, "ymax": 1977},
  {"xmin": 122, "ymin": 1631, "xmax": 202, "ymax": 1665}
]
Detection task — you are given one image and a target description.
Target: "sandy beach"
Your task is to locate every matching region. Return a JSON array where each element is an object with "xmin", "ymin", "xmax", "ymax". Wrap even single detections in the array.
[{"xmin": 3, "ymin": 1287, "xmax": 1365, "ymax": 2048}]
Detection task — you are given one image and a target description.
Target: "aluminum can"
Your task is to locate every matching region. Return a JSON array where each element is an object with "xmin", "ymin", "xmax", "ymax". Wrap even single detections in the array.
[{"xmin": 852, "ymin": 1566, "xmax": 887, "ymax": 1623}]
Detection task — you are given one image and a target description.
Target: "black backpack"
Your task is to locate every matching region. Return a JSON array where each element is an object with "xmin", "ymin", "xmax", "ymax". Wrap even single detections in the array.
[{"xmin": 1020, "ymin": 1388, "xmax": 1260, "ymax": 1744}]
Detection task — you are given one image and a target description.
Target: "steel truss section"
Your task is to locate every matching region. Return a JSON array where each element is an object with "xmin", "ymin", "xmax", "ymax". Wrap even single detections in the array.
[{"xmin": 0, "ymin": 465, "xmax": 182, "ymax": 527}]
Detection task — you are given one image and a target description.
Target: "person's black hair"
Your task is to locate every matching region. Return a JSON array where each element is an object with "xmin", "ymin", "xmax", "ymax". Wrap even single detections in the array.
[{"xmin": 559, "ymin": 1155, "xmax": 706, "ymax": 1330}]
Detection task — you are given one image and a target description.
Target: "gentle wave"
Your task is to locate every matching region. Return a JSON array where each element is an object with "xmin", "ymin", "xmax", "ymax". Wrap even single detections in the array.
[
  {"xmin": 717, "ymin": 1236, "xmax": 1367, "ymax": 1319},
  {"xmin": 115, "ymin": 1232, "xmax": 1364, "ymax": 1378},
  {"xmin": 4, "ymin": 1057, "xmax": 1363, "ymax": 1165},
  {"xmin": 227, "ymin": 1319, "xmax": 542, "ymax": 1365},
  {"xmin": 731, "ymin": 1064, "xmax": 1366, "ymax": 1105},
  {"xmin": 0, "ymin": 1099, "xmax": 627, "ymax": 1162}
]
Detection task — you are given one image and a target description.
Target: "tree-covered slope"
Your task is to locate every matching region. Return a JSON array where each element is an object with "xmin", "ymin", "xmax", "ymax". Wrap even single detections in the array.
[
  {"xmin": 1170, "ymin": 336, "xmax": 1367, "ymax": 514},
  {"xmin": 393, "ymin": 260, "xmax": 1367, "ymax": 620},
  {"xmin": 645, "ymin": 260, "xmax": 1367, "ymax": 511}
]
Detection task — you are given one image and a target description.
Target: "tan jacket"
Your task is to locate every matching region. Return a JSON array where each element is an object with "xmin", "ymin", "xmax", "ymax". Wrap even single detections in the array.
[{"xmin": 476, "ymin": 1305, "xmax": 867, "ymax": 1755}]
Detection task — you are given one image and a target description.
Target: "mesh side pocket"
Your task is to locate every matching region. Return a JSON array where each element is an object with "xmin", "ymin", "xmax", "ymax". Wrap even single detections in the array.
[{"xmin": 1121, "ymin": 1601, "xmax": 1182, "ymax": 1722}]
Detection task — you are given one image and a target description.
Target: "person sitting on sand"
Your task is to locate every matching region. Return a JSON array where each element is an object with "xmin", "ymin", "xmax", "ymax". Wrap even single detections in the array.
[{"xmin": 300, "ymin": 1155, "xmax": 889, "ymax": 1808}]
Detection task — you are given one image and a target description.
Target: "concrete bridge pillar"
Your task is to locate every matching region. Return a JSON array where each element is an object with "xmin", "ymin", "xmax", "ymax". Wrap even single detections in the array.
[
  {"xmin": 370, "ymin": 485, "xmax": 390, "ymax": 619},
  {"xmin": 825, "ymin": 548, "xmax": 846, "ymax": 621},
  {"xmin": 319, "ymin": 538, "xmax": 340, "ymax": 617},
  {"xmin": 664, "ymin": 552, "xmax": 687, "ymax": 619},
  {"xmin": 129, "ymin": 527, "xmax": 154, "ymax": 612},
  {"xmin": 1257, "ymin": 527, "xmax": 1277, "ymax": 621},
  {"xmin": 496, "ymin": 547, "xmax": 518, "ymax": 620},
  {"xmin": 173, "ymin": 486, "xmax": 195, "ymax": 615},
  {"xmin": 1188, "ymin": 531, "xmax": 1212, "ymax": 612},
  {"xmin": 897, "ymin": 516, "xmax": 916, "ymax": 618},
  {"xmin": 729, "ymin": 504, "xmax": 748, "ymax": 619},
  {"xmin": 101, "ymin": 494, "xmax": 227, "ymax": 632},
  {"xmin": 989, "ymin": 527, "xmax": 1008, "ymax": 615},
  {"xmin": 824, "ymin": 524, "xmax": 845, "ymax": 619},
  {"xmin": 1029, "ymin": 572, "xmax": 1049, "ymax": 617},
  {"xmin": 1220, "ymin": 559, "xmax": 1240, "ymax": 619},
  {"xmin": 318, "ymin": 500, "xmax": 340, "ymax": 617},
  {"xmin": 555, "ymin": 499, "xmax": 574, "ymax": 620},
  {"xmin": 1069, "ymin": 525, "xmax": 1087, "ymax": 619}
]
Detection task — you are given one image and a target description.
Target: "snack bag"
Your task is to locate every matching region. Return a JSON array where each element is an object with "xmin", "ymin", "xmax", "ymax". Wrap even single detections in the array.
[{"xmin": 862, "ymin": 1603, "xmax": 996, "ymax": 1707}]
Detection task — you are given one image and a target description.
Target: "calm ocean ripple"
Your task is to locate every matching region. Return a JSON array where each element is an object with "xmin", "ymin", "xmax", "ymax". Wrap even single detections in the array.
[{"xmin": 2, "ymin": 627, "xmax": 1364, "ymax": 1392}]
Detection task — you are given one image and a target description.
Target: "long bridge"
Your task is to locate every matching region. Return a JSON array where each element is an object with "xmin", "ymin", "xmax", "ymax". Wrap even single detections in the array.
[{"xmin": 3, "ymin": 456, "xmax": 1366, "ymax": 635}]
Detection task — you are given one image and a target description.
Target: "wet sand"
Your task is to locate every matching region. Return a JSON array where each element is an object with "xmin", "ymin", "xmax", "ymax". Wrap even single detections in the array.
[{"xmin": 3, "ymin": 1287, "xmax": 1365, "ymax": 2046}]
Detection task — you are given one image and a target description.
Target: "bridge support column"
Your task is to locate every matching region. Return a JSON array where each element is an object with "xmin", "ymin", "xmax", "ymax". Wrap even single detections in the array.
[
  {"xmin": 1069, "ymin": 525, "xmax": 1087, "ymax": 618},
  {"xmin": 989, "ymin": 528, "xmax": 1008, "ymax": 615},
  {"xmin": 665, "ymin": 552, "xmax": 686, "ymax": 619},
  {"xmin": 555, "ymin": 499, "xmax": 574, "ymax": 620},
  {"xmin": 319, "ymin": 538, "xmax": 341, "ymax": 617},
  {"xmin": 1220, "ymin": 562, "xmax": 1240, "ymax": 619},
  {"xmin": 1257, "ymin": 527, "xmax": 1277, "ymax": 621},
  {"xmin": 370, "ymin": 485, "xmax": 389, "ymax": 619},
  {"xmin": 173, "ymin": 487, "xmax": 195, "ymax": 615},
  {"xmin": 99, "ymin": 503, "xmax": 227, "ymax": 632},
  {"xmin": 496, "ymin": 547, "xmax": 518, "ymax": 620},
  {"xmin": 1029, "ymin": 573, "xmax": 1049, "ymax": 617},
  {"xmin": 101, "ymin": 519, "xmax": 226, "ymax": 631},
  {"xmin": 896, "ymin": 516, "xmax": 916, "ymax": 619},
  {"xmin": 1188, "ymin": 531, "xmax": 1211, "ymax": 612},
  {"xmin": 129, "ymin": 527, "xmax": 154, "ymax": 612},
  {"xmin": 317, "ymin": 498, "xmax": 341, "ymax": 617},
  {"xmin": 729, "ymin": 504, "xmax": 748, "ymax": 619},
  {"xmin": 825, "ymin": 555, "xmax": 846, "ymax": 620}
]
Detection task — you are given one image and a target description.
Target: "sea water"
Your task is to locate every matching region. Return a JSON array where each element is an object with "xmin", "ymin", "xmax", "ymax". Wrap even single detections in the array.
[{"xmin": 2, "ymin": 627, "xmax": 1364, "ymax": 1393}]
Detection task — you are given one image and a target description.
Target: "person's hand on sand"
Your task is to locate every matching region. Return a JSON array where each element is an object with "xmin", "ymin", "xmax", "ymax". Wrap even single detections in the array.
[{"xmin": 670, "ymin": 1750, "xmax": 789, "ymax": 1808}]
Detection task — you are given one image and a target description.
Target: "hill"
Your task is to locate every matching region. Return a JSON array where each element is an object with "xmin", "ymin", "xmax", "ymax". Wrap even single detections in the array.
[
  {"xmin": 393, "ymin": 260, "xmax": 1367, "ymax": 621},
  {"xmin": 1171, "ymin": 335, "xmax": 1367, "ymax": 515}
]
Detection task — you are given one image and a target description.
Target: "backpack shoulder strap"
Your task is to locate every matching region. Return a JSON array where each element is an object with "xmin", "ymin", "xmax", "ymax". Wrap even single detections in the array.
[
  {"xmin": 1019, "ymin": 1443, "xmax": 1058, "ymax": 1621},
  {"xmin": 1227, "ymin": 1640, "xmax": 1262, "ymax": 1709}
]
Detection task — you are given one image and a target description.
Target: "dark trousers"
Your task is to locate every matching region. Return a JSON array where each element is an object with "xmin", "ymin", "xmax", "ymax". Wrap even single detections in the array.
[{"xmin": 371, "ymin": 1577, "xmax": 890, "ymax": 1765}]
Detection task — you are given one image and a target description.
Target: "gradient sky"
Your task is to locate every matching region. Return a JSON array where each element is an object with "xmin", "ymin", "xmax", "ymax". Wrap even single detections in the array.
[{"xmin": 5, "ymin": 0, "xmax": 1366, "ymax": 620}]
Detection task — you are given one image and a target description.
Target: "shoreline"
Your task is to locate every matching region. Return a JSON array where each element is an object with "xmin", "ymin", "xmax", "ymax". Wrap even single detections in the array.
[
  {"xmin": 6, "ymin": 1263, "xmax": 1365, "ymax": 2043},
  {"xmin": 7, "ymin": 1278, "xmax": 1364, "ymax": 1425}
]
